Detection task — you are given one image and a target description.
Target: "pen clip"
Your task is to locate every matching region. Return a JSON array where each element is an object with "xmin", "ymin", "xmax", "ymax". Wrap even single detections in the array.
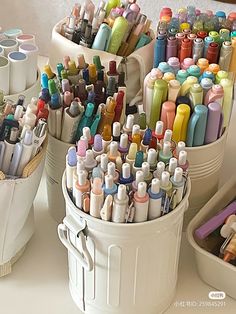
[{"xmin": 220, "ymin": 232, "xmax": 235, "ymax": 255}]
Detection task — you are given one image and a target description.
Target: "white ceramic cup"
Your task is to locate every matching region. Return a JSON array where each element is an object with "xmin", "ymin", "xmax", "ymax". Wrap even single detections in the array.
[
  {"xmin": 4, "ymin": 28, "xmax": 23, "ymax": 39},
  {"xmin": 19, "ymin": 44, "xmax": 38, "ymax": 88},
  {"xmin": 16, "ymin": 34, "xmax": 36, "ymax": 45},
  {"xmin": 0, "ymin": 56, "xmax": 10, "ymax": 95},
  {"xmin": 8, "ymin": 51, "xmax": 28, "ymax": 94},
  {"xmin": 0, "ymin": 39, "xmax": 18, "ymax": 57}
]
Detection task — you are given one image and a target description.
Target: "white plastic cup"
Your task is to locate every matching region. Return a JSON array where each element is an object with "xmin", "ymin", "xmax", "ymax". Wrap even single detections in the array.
[
  {"xmin": 19, "ymin": 43, "xmax": 38, "ymax": 88},
  {"xmin": 8, "ymin": 51, "xmax": 28, "ymax": 94},
  {"xmin": 16, "ymin": 34, "xmax": 36, "ymax": 45},
  {"xmin": 0, "ymin": 39, "xmax": 18, "ymax": 57},
  {"xmin": 0, "ymin": 56, "xmax": 9, "ymax": 95},
  {"xmin": 59, "ymin": 173, "xmax": 190, "ymax": 314}
]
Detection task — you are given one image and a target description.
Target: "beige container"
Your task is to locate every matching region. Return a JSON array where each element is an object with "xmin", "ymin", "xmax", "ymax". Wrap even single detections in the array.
[
  {"xmin": 187, "ymin": 176, "xmax": 236, "ymax": 299},
  {"xmin": 184, "ymin": 129, "xmax": 228, "ymax": 225},
  {"xmin": 45, "ymin": 134, "xmax": 71, "ymax": 222}
]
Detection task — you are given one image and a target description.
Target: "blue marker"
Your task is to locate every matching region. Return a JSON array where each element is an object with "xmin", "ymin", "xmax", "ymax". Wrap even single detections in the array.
[
  {"xmin": 153, "ymin": 33, "xmax": 167, "ymax": 67},
  {"xmin": 119, "ymin": 162, "xmax": 133, "ymax": 188},
  {"xmin": 103, "ymin": 174, "xmax": 118, "ymax": 197},
  {"xmin": 141, "ymin": 128, "xmax": 152, "ymax": 152},
  {"xmin": 41, "ymin": 73, "xmax": 48, "ymax": 89},
  {"xmin": 132, "ymin": 151, "xmax": 144, "ymax": 174},
  {"xmin": 158, "ymin": 62, "xmax": 174, "ymax": 74},
  {"xmin": 76, "ymin": 102, "xmax": 94, "ymax": 139}
]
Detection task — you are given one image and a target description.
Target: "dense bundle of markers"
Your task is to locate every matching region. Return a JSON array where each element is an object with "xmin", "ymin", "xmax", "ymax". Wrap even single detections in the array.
[
  {"xmin": 41, "ymin": 55, "xmax": 127, "ymax": 143},
  {"xmin": 66, "ymin": 121, "xmax": 189, "ymax": 223},
  {"xmin": 0, "ymin": 92, "xmax": 47, "ymax": 179},
  {"xmin": 61, "ymin": 0, "xmax": 152, "ymax": 56},
  {"xmin": 195, "ymin": 200, "xmax": 236, "ymax": 266}
]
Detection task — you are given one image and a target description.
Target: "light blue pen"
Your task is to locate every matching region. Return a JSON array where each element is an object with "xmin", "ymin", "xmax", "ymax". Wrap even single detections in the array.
[
  {"xmin": 186, "ymin": 105, "xmax": 208, "ymax": 147},
  {"xmin": 103, "ymin": 174, "xmax": 118, "ymax": 197}
]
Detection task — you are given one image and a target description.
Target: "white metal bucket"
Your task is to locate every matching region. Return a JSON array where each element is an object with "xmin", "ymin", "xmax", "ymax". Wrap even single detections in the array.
[
  {"xmin": 184, "ymin": 129, "xmax": 228, "ymax": 225},
  {"xmin": 187, "ymin": 176, "xmax": 236, "ymax": 299},
  {"xmin": 58, "ymin": 173, "xmax": 191, "ymax": 314},
  {"xmin": 45, "ymin": 134, "xmax": 72, "ymax": 222}
]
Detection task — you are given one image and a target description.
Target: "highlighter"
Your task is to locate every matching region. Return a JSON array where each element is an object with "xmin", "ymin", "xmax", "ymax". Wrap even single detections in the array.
[
  {"xmin": 133, "ymin": 182, "xmax": 149, "ymax": 223},
  {"xmin": 186, "ymin": 105, "xmax": 208, "ymax": 147},
  {"xmin": 220, "ymin": 78, "xmax": 234, "ymax": 128},
  {"xmin": 172, "ymin": 104, "xmax": 191, "ymax": 142},
  {"xmin": 189, "ymin": 84, "xmax": 203, "ymax": 108},
  {"xmin": 107, "ymin": 17, "xmax": 128, "ymax": 54},
  {"xmin": 219, "ymin": 41, "xmax": 232, "ymax": 71},
  {"xmin": 180, "ymin": 76, "xmax": 198, "ymax": 96},
  {"xmin": 204, "ymin": 102, "xmax": 223, "ymax": 144},
  {"xmin": 168, "ymin": 80, "xmax": 181, "ymax": 102},
  {"xmin": 160, "ymin": 101, "xmax": 176, "ymax": 131},
  {"xmin": 149, "ymin": 79, "xmax": 168, "ymax": 130}
]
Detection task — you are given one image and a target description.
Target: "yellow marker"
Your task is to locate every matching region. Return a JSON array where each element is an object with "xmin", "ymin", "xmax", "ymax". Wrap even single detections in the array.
[
  {"xmin": 88, "ymin": 64, "xmax": 97, "ymax": 84},
  {"xmin": 43, "ymin": 65, "xmax": 55, "ymax": 79},
  {"xmin": 229, "ymin": 37, "xmax": 236, "ymax": 73},
  {"xmin": 220, "ymin": 78, "xmax": 234, "ymax": 128},
  {"xmin": 125, "ymin": 143, "xmax": 138, "ymax": 166},
  {"xmin": 172, "ymin": 104, "xmax": 191, "ymax": 142},
  {"xmin": 180, "ymin": 76, "xmax": 198, "ymax": 96},
  {"xmin": 180, "ymin": 22, "xmax": 190, "ymax": 32},
  {"xmin": 68, "ymin": 60, "xmax": 78, "ymax": 75},
  {"xmin": 162, "ymin": 72, "xmax": 175, "ymax": 82},
  {"xmin": 132, "ymin": 133, "xmax": 141, "ymax": 149}
]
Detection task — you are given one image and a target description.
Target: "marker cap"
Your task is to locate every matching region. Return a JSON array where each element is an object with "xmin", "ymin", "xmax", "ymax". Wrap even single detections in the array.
[
  {"xmin": 117, "ymin": 184, "xmax": 126, "ymax": 201},
  {"xmin": 178, "ymin": 150, "xmax": 187, "ymax": 165},
  {"xmin": 163, "ymin": 141, "xmax": 171, "ymax": 156},
  {"xmin": 102, "ymin": 124, "xmax": 112, "ymax": 141},
  {"xmin": 105, "ymin": 174, "xmax": 114, "ymax": 189},
  {"xmin": 120, "ymin": 133, "xmax": 128, "ymax": 149},
  {"xmin": 135, "ymin": 170, "xmax": 144, "ymax": 185},
  {"xmin": 78, "ymin": 170, "xmax": 87, "ymax": 186},
  {"xmin": 77, "ymin": 159, "xmax": 85, "ymax": 173},
  {"xmin": 142, "ymin": 162, "xmax": 150, "ymax": 177},
  {"xmin": 100, "ymin": 153, "xmax": 108, "ymax": 172},
  {"xmin": 122, "ymin": 163, "xmax": 131, "ymax": 179},
  {"xmin": 83, "ymin": 127, "xmax": 91, "ymax": 141},
  {"xmin": 107, "ymin": 162, "xmax": 116, "ymax": 176},
  {"xmin": 92, "ymin": 177, "xmax": 103, "ymax": 194},
  {"xmin": 134, "ymin": 151, "xmax": 144, "ymax": 167},
  {"xmin": 68, "ymin": 147, "xmax": 77, "ymax": 166},
  {"xmin": 151, "ymin": 178, "xmax": 160, "ymax": 194},
  {"xmin": 137, "ymin": 181, "xmax": 147, "ymax": 198},
  {"xmin": 174, "ymin": 167, "xmax": 183, "ymax": 183},
  {"xmin": 109, "ymin": 141, "xmax": 118, "ymax": 156},
  {"xmin": 163, "ymin": 129, "xmax": 172, "ymax": 142},
  {"xmin": 155, "ymin": 120, "xmax": 164, "ymax": 135},
  {"xmin": 125, "ymin": 114, "xmax": 134, "ymax": 131},
  {"xmin": 127, "ymin": 143, "xmax": 137, "ymax": 159},
  {"xmin": 176, "ymin": 141, "xmax": 186, "ymax": 155},
  {"xmin": 147, "ymin": 148, "xmax": 157, "ymax": 164},
  {"xmin": 168, "ymin": 157, "xmax": 177, "ymax": 174},
  {"xmin": 77, "ymin": 140, "xmax": 87, "ymax": 157},
  {"xmin": 93, "ymin": 134, "xmax": 103, "ymax": 152},
  {"xmin": 161, "ymin": 171, "xmax": 170, "ymax": 187},
  {"xmin": 113, "ymin": 122, "xmax": 121, "ymax": 137}
]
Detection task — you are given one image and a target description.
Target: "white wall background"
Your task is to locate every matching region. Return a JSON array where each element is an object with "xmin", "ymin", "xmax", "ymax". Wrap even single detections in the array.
[{"xmin": 0, "ymin": 0, "xmax": 235, "ymax": 56}]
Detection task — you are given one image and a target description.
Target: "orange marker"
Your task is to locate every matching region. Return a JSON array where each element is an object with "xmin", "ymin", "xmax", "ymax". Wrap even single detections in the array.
[{"xmin": 97, "ymin": 98, "xmax": 116, "ymax": 133}]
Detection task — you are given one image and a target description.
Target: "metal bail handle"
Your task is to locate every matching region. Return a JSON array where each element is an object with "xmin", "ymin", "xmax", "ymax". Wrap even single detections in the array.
[{"xmin": 58, "ymin": 215, "xmax": 93, "ymax": 272}]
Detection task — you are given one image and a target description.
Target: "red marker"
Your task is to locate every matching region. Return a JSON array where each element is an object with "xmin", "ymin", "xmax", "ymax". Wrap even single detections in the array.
[
  {"xmin": 179, "ymin": 38, "xmax": 192, "ymax": 63},
  {"xmin": 206, "ymin": 42, "xmax": 219, "ymax": 64}
]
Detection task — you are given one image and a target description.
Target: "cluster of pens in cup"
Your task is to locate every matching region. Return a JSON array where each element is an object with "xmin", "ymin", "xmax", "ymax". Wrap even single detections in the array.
[
  {"xmin": 195, "ymin": 200, "xmax": 236, "ymax": 266},
  {"xmin": 65, "ymin": 122, "xmax": 189, "ymax": 223},
  {"xmin": 0, "ymin": 93, "xmax": 47, "ymax": 179},
  {"xmin": 61, "ymin": 0, "xmax": 152, "ymax": 56},
  {"xmin": 41, "ymin": 55, "xmax": 127, "ymax": 143},
  {"xmin": 0, "ymin": 27, "xmax": 38, "ymax": 95}
]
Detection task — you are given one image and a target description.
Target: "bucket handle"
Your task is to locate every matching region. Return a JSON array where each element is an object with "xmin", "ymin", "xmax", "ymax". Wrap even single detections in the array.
[{"xmin": 58, "ymin": 215, "xmax": 93, "ymax": 272}]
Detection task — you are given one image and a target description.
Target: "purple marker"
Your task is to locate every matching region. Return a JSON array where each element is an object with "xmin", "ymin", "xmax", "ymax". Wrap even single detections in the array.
[
  {"xmin": 62, "ymin": 79, "xmax": 70, "ymax": 93},
  {"xmin": 118, "ymin": 133, "xmax": 129, "ymax": 156},
  {"xmin": 92, "ymin": 134, "xmax": 104, "ymax": 157},
  {"xmin": 166, "ymin": 37, "xmax": 178, "ymax": 61},
  {"xmin": 195, "ymin": 201, "xmax": 236, "ymax": 240},
  {"xmin": 66, "ymin": 147, "xmax": 77, "ymax": 191},
  {"xmin": 204, "ymin": 102, "xmax": 223, "ymax": 145}
]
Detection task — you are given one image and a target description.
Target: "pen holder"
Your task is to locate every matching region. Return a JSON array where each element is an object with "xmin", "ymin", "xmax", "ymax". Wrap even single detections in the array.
[
  {"xmin": 4, "ymin": 69, "xmax": 41, "ymax": 104},
  {"xmin": 187, "ymin": 176, "xmax": 236, "ymax": 299},
  {"xmin": 45, "ymin": 134, "xmax": 72, "ymax": 222},
  {"xmin": 59, "ymin": 173, "xmax": 191, "ymax": 314},
  {"xmin": 0, "ymin": 138, "xmax": 47, "ymax": 277},
  {"xmin": 184, "ymin": 128, "xmax": 228, "ymax": 227},
  {"xmin": 49, "ymin": 18, "xmax": 155, "ymax": 103}
]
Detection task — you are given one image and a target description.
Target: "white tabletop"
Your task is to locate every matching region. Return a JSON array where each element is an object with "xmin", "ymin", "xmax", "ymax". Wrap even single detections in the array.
[{"xmin": 0, "ymin": 57, "xmax": 236, "ymax": 314}]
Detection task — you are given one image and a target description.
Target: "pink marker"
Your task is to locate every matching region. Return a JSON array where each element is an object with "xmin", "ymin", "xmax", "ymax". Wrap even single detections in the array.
[
  {"xmin": 133, "ymin": 182, "xmax": 149, "ymax": 222},
  {"xmin": 181, "ymin": 57, "xmax": 194, "ymax": 70},
  {"xmin": 160, "ymin": 101, "xmax": 176, "ymax": 132},
  {"xmin": 178, "ymin": 150, "xmax": 189, "ymax": 172},
  {"xmin": 92, "ymin": 134, "xmax": 104, "ymax": 157},
  {"xmin": 77, "ymin": 140, "xmax": 87, "ymax": 159},
  {"xmin": 204, "ymin": 84, "xmax": 224, "ymax": 106}
]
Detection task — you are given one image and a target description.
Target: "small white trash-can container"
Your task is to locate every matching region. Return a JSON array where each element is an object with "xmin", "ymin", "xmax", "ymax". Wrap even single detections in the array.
[
  {"xmin": 58, "ymin": 173, "xmax": 191, "ymax": 314},
  {"xmin": 187, "ymin": 176, "xmax": 236, "ymax": 299},
  {"xmin": 45, "ymin": 134, "xmax": 71, "ymax": 222},
  {"xmin": 184, "ymin": 129, "xmax": 228, "ymax": 225}
]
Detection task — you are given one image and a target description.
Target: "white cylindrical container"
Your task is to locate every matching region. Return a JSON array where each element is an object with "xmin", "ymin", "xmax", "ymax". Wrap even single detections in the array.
[
  {"xmin": 19, "ymin": 43, "xmax": 38, "ymax": 88},
  {"xmin": 16, "ymin": 34, "xmax": 36, "ymax": 45},
  {"xmin": 0, "ymin": 56, "xmax": 9, "ymax": 95},
  {"xmin": 0, "ymin": 39, "xmax": 18, "ymax": 57},
  {"xmin": 185, "ymin": 129, "xmax": 228, "ymax": 226},
  {"xmin": 8, "ymin": 51, "xmax": 27, "ymax": 94},
  {"xmin": 59, "ymin": 173, "xmax": 191, "ymax": 314}
]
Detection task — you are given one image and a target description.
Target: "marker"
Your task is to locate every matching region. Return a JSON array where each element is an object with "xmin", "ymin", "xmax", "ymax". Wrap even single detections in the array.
[
  {"xmin": 118, "ymin": 133, "xmax": 129, "ymax": 156},
  {"xmin": 100, "ymin": 195, "xmax": 113, "ymax": 221},
  {"xmin": 204, "ymin": 84, "xmax": 224, "ymax": 106},
  {"xmin": 219, "ymin": 41, "xmax": 232, "ymax": 71},
  {"xmin": 197, "ymin": 58, "xmax": 209, "ymax": 73},
  {"xmin": 132, "ymin": 170, "xmax": 144, "ymax": 192},
  {"xmin": 112, "ymin": 122, "xmax": 121, "ymax": 142},
  {"xmin": 92, "ymin": 134, "xmax": 104, "ymax": 157},
  {"xmin": 84, "ymin": 149, "xmax": 97, "ymax": 172},
  {"xmin": 223, "ymin": 234, "xmax": 236, "ymax": 263},
  {"xmin": 160, "ymin": 171, "xmax": 172, "ymax": 214},
  {"xmin": 107, "ymin": 161, "xmax": 119, "ymax": 183},
  {"xmin": 119, "ymin": 162, "xmax": 133, "ymax": 187},
  {"xmin": 125, "ymin": 142, "xmax": 137, "ymax": 166},
  {"xmin": 77, "ymin": 139, "xmax": 87, "ymax": 159},
  {"xmin": 66, "ymin": 147, "xmax": 77, "ymax": 191},
  {"xmin": 123, "ymin": 114, "xmax": 134, "ymax": 134},
  {"xmin": 142, "ymin": 161, "xmax": 152, "ymax": 185},
  {"xmin": 158, "ymin": 141, "xmax": 172, "ymax": 165},
  {"xmin": 97, "ymin": 97, "xmax": 116, "ymax": 133},
  {"xmin": 147, "ymin": 148, "xmax": 158, "ymax": 171},
  {"xmin": 75, "ymin": 170, "xmax": 90, "ymax": 210},
  {"xmin": 138, "ymin": 112, "xmax": 147, "ymax": 136},
  {"xmin": 133, "ymin": 182, "xmax": 149, "ymax": 223},
  {"xmin": 140, "ymin": 128, "xmax": 152, "ymax": 152},
  {"xmin": 153, "ymin": 161, "xmax": 165, "ymax": 180},
  {"xmin": 90, "ymin": 177, "xmax": 104, "ymax": 218},
  {"xmin": 172, "ymin": 104, "xmax": 191, "ymax": 142},
  {"xmin": 107, "ymin": 141, "xmax": 121, "ymax": 162},
  {"xmin": 113, "ymin": 91, "xmax": 124, "ymax": 123},
  {"xmin": 153, "ymin": 120, "xmax": 164, "ymax": 141},
  {"xmin": 102, "ymin": 124, "xmax": 112, "ymax": 152},
  {"xmin": 103, "ymin": 174, "xmax": 118, "ymax": 197},
  {"xmin": 181, "ymin": 57, "xmax": 194, "ymax": 70},
  {"xmin": 173, "ymin": 141, "xmax": 186, "ymax": 158},
  {"xmin": 168, "ymin": 157, "xmax": 178, "ymax": 176},
  {"xmin": 178, "ymin": 150, "xmax": 189, "ymax": 173},
  {"xmin": 132, "ymin": 151, "xmax": 144, "ymax": 175},
  {"xmin": 148, "ymin": 178, "xmax": 163, "ymax": 220},
  {"xmin": 112, "ymin": 184, "xmax": 129, "ymax": 223},
  {"xmin": 170, "ymin": 167, "xmax": 185, "ymax": 209},
  {"xmin": 16, "ymin": 129, "xmax": 33, "ymax": 176},
  {"xmin": 206, "ymin": 42, "xmax": 219, "ymax": 64}
]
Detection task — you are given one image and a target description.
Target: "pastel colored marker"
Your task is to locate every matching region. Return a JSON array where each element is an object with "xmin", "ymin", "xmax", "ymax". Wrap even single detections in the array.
[
  {"xmin": 92, "ymin": 134, "xmax": 104, "ymax": 157},
  {"xmin": 189, "ymin": 84, "xmax": 203, "ymax": 108},
  {"xmin": 99, "ymin": 153, "xmax": 109, "ymax": 173},
  {"xmin": 83, "ymin": 127, "xmax": 93, "ymax": 147},
  {"xmin": 187, "ymin": 65, "xmax": 201, "ymax": 79},
  {"xmin": 90, "ymin": 177, "xmax": 104, "ymax": 218},
  {"xmin": 112, "ymin": 184, "xmax": 129, "ymax": 223},
  {"xmin": 118, "ymin": 133, "xmax": 129, "ymax": 156},
  {"xmin": 119, "ymin": 162, "xmax": 134, "ymax": 187},
  {"xmin": 178, "ymin": 150, "xmax": 189, "ymax": 172},
  {"xmin": 173, "ymin": 141, "xmax": 186, "ymax": 158},
  {"xmin": 158, "ymin": 62, "xmax": 174, "ymax": 74},
  {"xmin": 158, "ymin": 141, "xmax": 172, "ymax": 165},
  {"xmin": 166, "ymin": 36, "xmax": 178, "ymax": 60},
  {"xmin": 107, "ymin": 17, "xmax": 129, "ymax": 54},
  {"xmin": 162, "ymin": 72, "xmax": 175, "ymax": 82},
  {"xmin": 203, "ymin": 36, "xmax": 214, "ymax": 58},
  {"xmin": 170, "ymin": 167, "xmax": 185, "ymax": 209},
  {"xmin": 148, "ymin": 178, "xmax": 163, "ymax": 220},
  {"xmin": 138, "ymin": 112, "xmax": 147, "ymax": 136},
  {"xmin": 125, "ymin": 143, "xmax": 137, "ymax": 166},
  {"xmin": 197, "ymin": 58, "xmax": 209, "ymax": 73},
  {"xmin": 160, "ymin": 101, "xmax": 176, "ymax": 132},
  {"xmin": 180, "ymin": 76, "xmax": 198, "ymax": 96},
  {"xmin": 207, "ymin": 63, "xmax": 220, "ymax": 75},
  {"xmin": 181, "ymin": 57, "xmax": 194, "ymax": 70},
  {"xmin": 77, "ymin": 140, "xmax": 87, "ymax": 159},
  {"xmin": 167, "ymin": 57, "xmax": 180, "ymax": 74},
  {"xmin": 153, "ymin": 161, "xmax": 165, "ymax": 180},
  {"xmin": 142, "ymin": 161, "xmax": 153, "ymax": 185},
  {"xmin": 132, "ymin": 151, "xmax": 144, "ymax": 175},
  {"xmin": 219, "ymin": 41, "xmax": 232, "ymax": 71},
  {"xmin": 133, "ymin": 182, "xmax": 149, "ymax": 223},
  {"xmin": 100, "ymin": 195, "xmax": 113, "ymax": 222},
  {"xmin": 107, "ymin": 161, "xmax": 119, "ymax": 183},
  {"xmin": 107, "ymin": 141, "xmax": 121, "ymax": 162},
  {"xmin": 75, "ymin": 170, "xmax": 90, "ymax": 210},
  {"xmin": 147, "ymin": 148, "xmax": 158, "ymax": 171},
  {"xmin": 204, "ymin": 102, "xmax": 223, "ymax": 144},
  {"xmin": 215, "ymin": 70, "xmax": 228, "ymax": 84},
  {"xmin": 168, "ymin": 80, "xmax": 181, "ymax": 103},
  {"xmin": 204, "ymin": 84, "xmax": 224, "ymax": 106},
  {"xmin": 161, "ymin": 129, "xmax": 176, "ymax": 152},
  {"xmin": 192, "ymin": 38, "xmax": 204, "ymax": 63},
  {"xmin": 220, "ymin": 78, "xmax": 234, "ymax": 128},
  {"xmin": 200, "ymin": 78, "xmax": 214, "ymax": 98},
  {"xmin": 132, "ymin": 170, "xmax": 144, "ymax": 192},
  {"xmin": 176, "ymin": 69, "xmax": 189, "ymax": 84},
  {"xmin": 172, "ymin": 104, "xmax": 191, "ymax": 142},
  {"xmin": 66, "ymin": 147, "xmax": 77, "ymax": 191},
  {"xmin": 103, "ymin": 174, "xmax": 118, "ymax": 197}
]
